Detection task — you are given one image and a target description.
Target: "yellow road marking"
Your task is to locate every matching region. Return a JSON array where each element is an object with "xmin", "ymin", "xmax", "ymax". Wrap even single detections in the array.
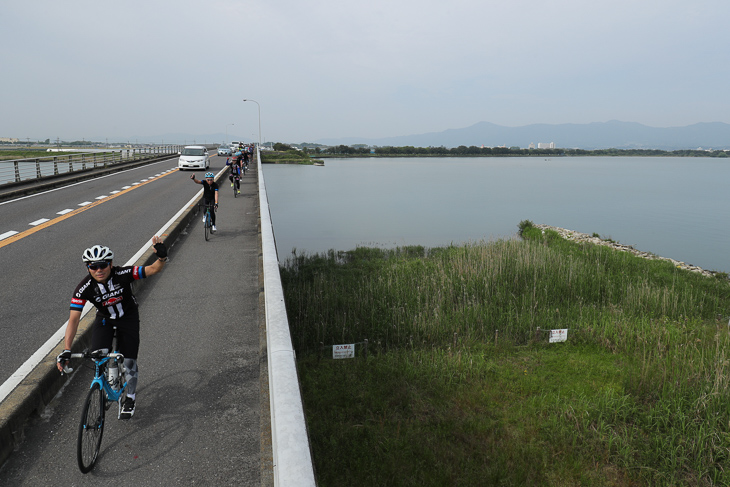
[{"xmin": 0, "ymin": 169, "xmax": 180, "ymax": 250}]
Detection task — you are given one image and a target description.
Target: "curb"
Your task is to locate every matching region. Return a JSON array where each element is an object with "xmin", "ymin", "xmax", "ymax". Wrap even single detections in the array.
[{"xmin": 0, "ymin": 184, "xmax": 204, "ymax": 467}]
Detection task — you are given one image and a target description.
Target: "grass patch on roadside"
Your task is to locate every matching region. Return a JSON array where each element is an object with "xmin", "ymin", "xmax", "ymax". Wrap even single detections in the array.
[{"xmin": 281, "ymin": 227, "xmax": 730, "ymax": 486}]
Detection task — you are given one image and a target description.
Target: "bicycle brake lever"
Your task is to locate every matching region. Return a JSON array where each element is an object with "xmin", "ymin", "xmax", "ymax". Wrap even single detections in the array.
[{"xmin": 62, "ymin": 365, "xmax": 74, "ymax": 375}]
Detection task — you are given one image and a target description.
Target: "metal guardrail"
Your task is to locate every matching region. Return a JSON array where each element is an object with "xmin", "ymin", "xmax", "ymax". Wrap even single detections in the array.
[{"xmin": 0, "ymin": 147, "xmax": 184, "ymax": 186}]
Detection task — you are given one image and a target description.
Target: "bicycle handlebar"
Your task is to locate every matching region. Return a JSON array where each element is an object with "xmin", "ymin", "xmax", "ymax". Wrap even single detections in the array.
[{"xmin": 61, "ymin": 349, "xmax": 125, "ymax": 375}]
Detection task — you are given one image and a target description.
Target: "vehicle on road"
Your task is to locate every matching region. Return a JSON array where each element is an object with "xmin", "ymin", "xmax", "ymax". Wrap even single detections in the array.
[
  {"xmin": 218, "ymin": 146, "xmax": 232, "ymax": 156},
  {"xmin": 178, "ymin": 146, "xmax": 210, "ymax": 170},
  {"xmin": 229, "ymin": 141, "xmax": 242, "ymax": 153}
]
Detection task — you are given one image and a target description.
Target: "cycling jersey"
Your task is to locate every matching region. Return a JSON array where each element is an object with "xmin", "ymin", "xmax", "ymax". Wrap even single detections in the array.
[
  {"xmin": 70, "ymin": 266, "xmax": 146, "ymax": 319},
  {"xmin": 202, "ymin": 180, "xmax": 219, "ymax": 201}
]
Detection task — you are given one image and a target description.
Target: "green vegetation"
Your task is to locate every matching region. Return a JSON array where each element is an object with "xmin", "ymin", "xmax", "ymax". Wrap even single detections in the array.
[
  {"xmin": 0, "ymin": 150, "xmax": 65, "ymax": 161},
  {"xmin": 305, "ymin": 144, "xmax": 730, "ymax": 158},
  {"xmin": 281, "ymin": 225, "xmax": 730, "ymax": 486},
  {"xmin": 260, "ymin": 143, "xmax": 323, "ymax": 164}
]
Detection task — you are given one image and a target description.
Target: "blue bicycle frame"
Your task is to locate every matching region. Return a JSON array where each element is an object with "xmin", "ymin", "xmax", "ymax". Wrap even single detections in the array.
[{"xmin": 88, "ymin": 352, "xmax": 127, "ymax": 403}]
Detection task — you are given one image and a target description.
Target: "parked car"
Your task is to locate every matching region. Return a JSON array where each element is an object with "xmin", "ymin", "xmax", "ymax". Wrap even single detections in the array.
[
  {"xmin": 218, "ymin": 145, "xmax": 232, "ymax": 156},
  {"xmin": 178, "ymin": 145, "xmax": 210, "ymax": 170}
]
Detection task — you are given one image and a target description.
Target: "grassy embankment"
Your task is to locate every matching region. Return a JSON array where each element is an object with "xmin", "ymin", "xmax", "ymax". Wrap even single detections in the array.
[
  {"xmin": 0, "ymin": 150, "xmax": 62, "ymax": 161},
  {"xmin": 259, "ymin": 149, "xmax": 323, "ymax": 165},
  {"xmin": 280, "ymin": 221, "xmax": 730, "ymax": 486}
]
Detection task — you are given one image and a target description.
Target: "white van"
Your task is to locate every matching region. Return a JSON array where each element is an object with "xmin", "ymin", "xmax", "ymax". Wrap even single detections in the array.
[
  {"xmin": 230, "ymin": 141, "xmax": 242, "ymax": 153},
  {"xmin": 177, "ymin": 145, "xmax": 210, "ymax": 170}
]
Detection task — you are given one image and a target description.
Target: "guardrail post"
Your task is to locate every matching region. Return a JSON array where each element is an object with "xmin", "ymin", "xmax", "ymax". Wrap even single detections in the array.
[
  {"xmin": 81, "ymin": 153, "xmax": 86, "ymax": 170},
  {"xmin": 14, "ymin": 161, "xmax": 20, "ymax": 182},
  {"xmin": 53, "ymin": 156, "xmax": 59, "ymax": 175},
  {"xmin": 35, "ymin": 159, "xmax": 41, "ymax": 179}
]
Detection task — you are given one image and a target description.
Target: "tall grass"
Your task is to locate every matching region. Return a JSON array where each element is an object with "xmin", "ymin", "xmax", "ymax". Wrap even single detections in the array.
[{"xmin": 281, "ymin": 226, "xmax": 730, "ymax": 485}]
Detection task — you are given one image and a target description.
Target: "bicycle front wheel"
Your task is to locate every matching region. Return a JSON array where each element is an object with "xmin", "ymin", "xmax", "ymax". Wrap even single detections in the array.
[
  {"xmin": 204, "ymin": 211, "xmax": 210, "ymax": 241},
  {"xmin": 77, "ymin": 383, "xmax": 106, "ymax": 473}
]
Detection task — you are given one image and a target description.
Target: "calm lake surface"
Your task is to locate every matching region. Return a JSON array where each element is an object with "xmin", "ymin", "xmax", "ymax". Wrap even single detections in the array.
[{"xmin": 263, "ymin": 157, "xmax": 730, "ymax": 273}]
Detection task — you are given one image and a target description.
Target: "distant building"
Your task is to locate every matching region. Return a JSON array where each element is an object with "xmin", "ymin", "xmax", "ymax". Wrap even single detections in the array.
[
  {"xmin": 0, "ymin": 137, "xmax": 19, "ymax": 143},
  {"xmin": 528, "ymin": 142, "xmax": 535, "ymax": 149},
  {"xmin": 537, "ymin": 142, "xmax": 555, "ymax": 149}
]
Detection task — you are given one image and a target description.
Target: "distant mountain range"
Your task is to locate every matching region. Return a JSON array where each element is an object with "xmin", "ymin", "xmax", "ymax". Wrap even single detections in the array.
[
  {"xmin": 314, "ymin": 121, "xmax": 730, "ymax": 150},
  {"xmin": 100, "ymin": 121, "xmax": 730, "ymax": 150}
]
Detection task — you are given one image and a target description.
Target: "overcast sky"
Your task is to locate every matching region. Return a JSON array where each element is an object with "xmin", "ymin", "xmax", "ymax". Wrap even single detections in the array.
[{"xmin": 3, "ymin": 0, "xmax": 729, "ymax": 144}]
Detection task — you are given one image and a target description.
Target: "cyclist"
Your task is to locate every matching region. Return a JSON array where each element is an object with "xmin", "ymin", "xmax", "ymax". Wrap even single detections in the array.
[
  {"xmin": 190, "ymin": 172, "xmax": 219, "ymax": 232},
  {"xmin": 226, "ymin": 156, "xmax": 242, "ymax": 194},
  {"xmin": 56, "ymin": 237, "xmax": 168, "ymax": 419}
]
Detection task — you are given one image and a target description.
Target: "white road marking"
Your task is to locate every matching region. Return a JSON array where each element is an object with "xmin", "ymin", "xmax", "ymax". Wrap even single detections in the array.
[
  {"xmin": 29, "ymin": 218, "xmax": 50, "ymax": 226},
  {"xmin": 0, "ymin": 231, "xmax": 19, "ymax": 240},
  {"xmin": 57, "ymin": 209, "xmax": 73, "ymax": 215}
]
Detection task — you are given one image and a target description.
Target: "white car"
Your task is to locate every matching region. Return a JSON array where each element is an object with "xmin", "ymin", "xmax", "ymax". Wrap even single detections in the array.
[{"xmin": 178, "ymin": 146, "xmax": 210, "ymax": 170}]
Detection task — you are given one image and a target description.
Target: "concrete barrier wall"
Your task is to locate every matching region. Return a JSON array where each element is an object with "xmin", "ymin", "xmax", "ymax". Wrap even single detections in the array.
[{"xmin": 257, "ymin": 148, "xmax": 317, "ymax": 486}]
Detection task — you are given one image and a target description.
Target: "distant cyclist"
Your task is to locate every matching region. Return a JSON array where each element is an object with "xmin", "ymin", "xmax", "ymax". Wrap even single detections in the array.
[
  {"xmin": 226, "ymin": 156, "xmax": 242, "ymax": 194},
  {"xmin": 56, "ymin": 237, "xmax": 168, "ymax": 419},
  {"xmin": 190, "ymin": 172, "xmax": 219, "ymax": 232}
]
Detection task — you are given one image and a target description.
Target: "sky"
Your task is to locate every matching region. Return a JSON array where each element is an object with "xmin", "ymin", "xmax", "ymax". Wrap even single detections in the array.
[{"xmin": 3, "ymin": 0, "xmax": 730, "ymax": 144}]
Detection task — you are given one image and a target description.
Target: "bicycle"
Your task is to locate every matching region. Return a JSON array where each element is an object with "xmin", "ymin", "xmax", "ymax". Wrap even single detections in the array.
[
  {"xmin": 231, "ymin": 171, "xmax": 241, "ymax": 198},
  {"xmin": 201, "ymin": 203, "xmax": 216, "ymax": 241},
  {"xmin": 62, "ymin": 328, "xmax": 128, "ymax": 473}
]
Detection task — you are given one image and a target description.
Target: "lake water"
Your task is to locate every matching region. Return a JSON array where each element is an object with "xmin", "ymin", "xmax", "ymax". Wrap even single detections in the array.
[{"xmin": 262, "ymin": 157, "xmax": 730, "ymax": 273}]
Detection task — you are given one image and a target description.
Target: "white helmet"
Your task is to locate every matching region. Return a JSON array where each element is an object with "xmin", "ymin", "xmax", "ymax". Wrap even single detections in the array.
[{"xmin": 82, "ymin": 245, "xmax": 114, "ymax": 263}]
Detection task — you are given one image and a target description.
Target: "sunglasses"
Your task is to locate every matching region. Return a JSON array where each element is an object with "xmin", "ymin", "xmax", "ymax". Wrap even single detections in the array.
[{"xmin": 87, "ymin": 262, "xmax": 110, "ymax": 271}]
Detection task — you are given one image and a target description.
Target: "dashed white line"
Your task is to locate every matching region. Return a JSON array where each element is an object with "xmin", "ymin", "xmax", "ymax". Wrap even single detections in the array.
[
  {"xmin": 57, "ymin": 209, "xmax": 73, "ymax": 215},
  {"xmin": 95, "ymin": 195, "xmax": 107, "ymax": 200},
  {"xmin": 79, "ymin": 201, "xmax": 92, "ymax": 206},
  {"xmin": 110, "ymin": 190, "xmax": 120, "ymax": 194},
  {"xmin": 121, "ymin": 186, "xmax": 131, "ymax": 189},
  {"xmin": 0, "ymin": 231, "xmax": 19, "ymax": 240},
  {"xmin": 29, "ymin": 219, "xmax": 50, "ymax": 226}
]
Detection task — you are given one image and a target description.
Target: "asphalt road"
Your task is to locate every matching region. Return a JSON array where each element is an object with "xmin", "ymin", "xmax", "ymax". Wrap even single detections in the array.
[
  {"xmin": 1, "ymin": 156, "xmax": 221, "ymax": 384},
  {"xmin": 0, "ymin": 158, "xmax": 262, "ymax": 484}
]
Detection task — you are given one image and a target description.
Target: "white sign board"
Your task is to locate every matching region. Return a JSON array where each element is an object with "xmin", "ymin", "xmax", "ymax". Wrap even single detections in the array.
[
  {"xmin": 333, "ymin": 344, "xmax": 355, "ymax": 359},
  {"xmin": 549, "ymin": 329, "xmax": 568, "ymax": 343}
]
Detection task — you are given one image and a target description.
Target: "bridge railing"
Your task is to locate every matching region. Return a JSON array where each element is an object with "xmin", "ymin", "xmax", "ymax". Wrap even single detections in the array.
[
  {"xmin": 258, "ymin": 146, "xmax": 317, "ymax": 486},
  {"xmin": 0, "ymin": 146, "xmax": 183, "ymax": 186}
]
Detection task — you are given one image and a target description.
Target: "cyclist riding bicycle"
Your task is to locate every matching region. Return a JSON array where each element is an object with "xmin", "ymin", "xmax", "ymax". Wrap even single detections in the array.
[
  {"xmin": 56, "ymin": 237, "xmax": 168, "ymax": 419},
  {"xmin": 190, "ymin": 172, "xmax": 219, "ymax": 231},
  {"xmin": 226, "ymin": 156, "xmax": 242, "ymax": 194}
]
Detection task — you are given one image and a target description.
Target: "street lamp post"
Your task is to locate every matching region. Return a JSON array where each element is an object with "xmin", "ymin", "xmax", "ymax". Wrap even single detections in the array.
[
  {"xmin": 226, "ymin": 123, "xmax": 234, "ymax": 145},
  {"xmin": 243, "ymin": 99, "xmax": 261, "ymax": 149}
]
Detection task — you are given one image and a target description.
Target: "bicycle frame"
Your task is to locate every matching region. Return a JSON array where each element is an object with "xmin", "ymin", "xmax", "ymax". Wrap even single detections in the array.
[{"xmin": 87, "ymin": 353, "xmax": 127, "ymax": 403}]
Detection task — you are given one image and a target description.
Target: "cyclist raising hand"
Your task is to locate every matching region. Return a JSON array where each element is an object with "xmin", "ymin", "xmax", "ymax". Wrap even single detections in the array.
[
  {"xmin": 190, "ymin": 172, "xmax": 219, "ymax": 232},
  {"xmin": 57, "ymin": 237, "xmax": 168, "ymax": 419}
]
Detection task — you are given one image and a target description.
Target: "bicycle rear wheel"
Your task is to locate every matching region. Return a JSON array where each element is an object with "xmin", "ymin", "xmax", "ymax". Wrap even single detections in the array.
[
  {"xmin": 233, "ymin": 180, "xmax": 237, "ymax": 198},
  {"xmin": 77, "ymin": 383, "xmax": 106, "ymax": 473}
]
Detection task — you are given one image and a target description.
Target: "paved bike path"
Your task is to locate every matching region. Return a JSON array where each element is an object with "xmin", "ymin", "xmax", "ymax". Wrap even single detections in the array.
[{"xmin": 0, "ymin": 164, "xmax": 265, "ymax": 485}]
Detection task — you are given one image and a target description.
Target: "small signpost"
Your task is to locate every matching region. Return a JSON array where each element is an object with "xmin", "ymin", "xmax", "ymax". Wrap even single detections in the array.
[
  {"xmin": 549, "ymin": 329, "xmax": 568, "ymax": 343},
  {"xmin": 333, "ymin": 344, "xmax": 355, "ymax": 359}
]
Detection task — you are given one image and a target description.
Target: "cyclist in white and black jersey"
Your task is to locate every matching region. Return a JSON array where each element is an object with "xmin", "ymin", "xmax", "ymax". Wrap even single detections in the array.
[{"xmin": 56, "ymin": 236, "xmax": 168, "ymax": 419}]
